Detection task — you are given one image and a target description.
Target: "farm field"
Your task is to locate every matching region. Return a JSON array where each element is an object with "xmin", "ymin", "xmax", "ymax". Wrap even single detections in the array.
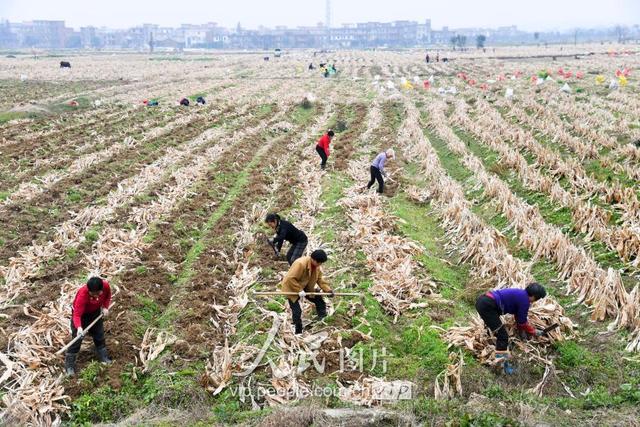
[{"xmin": 0, "ymin": 45, "xmax": 639, "ymax": 426}]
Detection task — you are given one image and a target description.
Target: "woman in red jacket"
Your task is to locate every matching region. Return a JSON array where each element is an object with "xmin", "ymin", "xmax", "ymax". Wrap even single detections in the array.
[
  {"xmin": 65, "ymin": 276, "xmax": 112, "ymax": 376},
  {"xmin": 315, "ymin": 129, "xmax": 334, "ymax": 170}
]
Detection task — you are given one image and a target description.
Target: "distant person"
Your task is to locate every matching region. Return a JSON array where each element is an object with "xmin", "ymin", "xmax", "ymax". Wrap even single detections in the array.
[
  {"xmin": 436, "ymin": 53, "xmax": 440, "ymax": 62},
  {"xmin": 308, "ymin": 62, "xmax": 315, "ymax": 70},
  {"xmin": 315, "ymin": 129, "xmax": 334, "ymax": 170},
  {"xmin": 425, "ymin": 53, "xmax": 430, "ymax": 63},
  {"xmin": 196, "ymin": 96, "xmax": 206, "ymax": 105},
  {"xmin": 179, "ymin": 98, "xmax": 190, "ymax": 106},
  {"xmin": 365, "ymin": 149, "xmax": 395, "ymax": 194}
]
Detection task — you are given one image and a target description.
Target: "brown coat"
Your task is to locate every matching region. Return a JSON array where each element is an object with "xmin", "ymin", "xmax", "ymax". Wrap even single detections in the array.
[{"xmin": 280, "ymin": 256, "xmax": 331, "ymax": 301}]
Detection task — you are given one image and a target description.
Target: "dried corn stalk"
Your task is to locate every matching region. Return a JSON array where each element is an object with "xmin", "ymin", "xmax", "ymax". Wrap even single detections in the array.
[
  {"xmin": 138, "ymin": 329, "xmax": 177, "ymax": 373},
  {"xmin": 434, "ymin": 351, "xmax": 464, "ymax": 399},
  {"xmin": 398, "ymin": 97, "xmax": 574, "ymax": 366}
]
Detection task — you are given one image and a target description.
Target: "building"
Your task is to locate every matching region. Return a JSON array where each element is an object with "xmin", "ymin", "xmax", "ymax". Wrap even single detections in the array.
[
  {"xmin": 18, "ymin": 20, "xmax": 69, "ymax": 48},
  {"xmin": 0, "ymin": 18, "xmax": 636, "ymax": 50},
  {"xmin": 0, "ymin": 19, "xmax": 18, "ymax": 48}
]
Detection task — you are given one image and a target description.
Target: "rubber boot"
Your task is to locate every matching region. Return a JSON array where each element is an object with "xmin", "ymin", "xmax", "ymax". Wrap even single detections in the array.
[
  {"xmin": 503, "ymin": 360, "xmax": 516, "ymax": 375},
  {"xmin": 96, "ymin": 346, "xmax": 113, "ymax": 365},
  {"xmin": 495, "ymin": 351, "xmax": 515, "ymax": 375},
  {"xmin": 65, "ymin": 352, "xmax": 78, "ymax": 377}
]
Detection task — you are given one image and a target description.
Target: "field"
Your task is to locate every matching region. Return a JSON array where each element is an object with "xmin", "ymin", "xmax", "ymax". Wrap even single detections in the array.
[{"xmin": 0, "ymin": 45, "xmax": 639, "ymax": 426}]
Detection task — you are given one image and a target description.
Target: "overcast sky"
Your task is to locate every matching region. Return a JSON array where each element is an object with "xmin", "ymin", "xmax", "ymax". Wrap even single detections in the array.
[{"xmin": 1, "ymin": 0, "xmax": 638, "ymax": 31}]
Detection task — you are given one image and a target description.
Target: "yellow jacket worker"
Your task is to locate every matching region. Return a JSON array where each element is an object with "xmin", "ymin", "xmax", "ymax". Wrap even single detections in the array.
[{"xmin": 280, "ymin": 250, "xmax": 334, "ymax": 333}]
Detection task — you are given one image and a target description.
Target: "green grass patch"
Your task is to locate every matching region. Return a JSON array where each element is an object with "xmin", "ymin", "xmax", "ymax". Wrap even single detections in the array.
[
  {"xmin": 257, "ymin": 103, "xmax": 274, "ymax": 118},
  {"xmin": 390, "ymin": 193, "xmax": 470, "ymax": 301},
  {"xmin": 84, "ymin": 228, "xmax": 100, "ymax": 244},
  {"xmin": 555, "ymin": 340, "xmax": 596, "ymax": 369},
  {"xmin": 290, "ymin": 102, "xmax": 317, "ymax": 125},
  {"xmin": 50, "ymin": 96, "xmax": 92, "ymax": 113},
  {"xmin": 65, "ymin": 246, "xmax": 79, "ymax": 260},
  {"xmin": 134, "ymin": 295, "xmax": 163, "ymax": 335},
  {"xmin": 66, "ymin": 188, "xmax": 83, "ymax": 203},
  {"xmin": 0, "ymin": 111, "xmax": 32, "ymax": 123},
  {"xmin": 351, "ymin": 291, "xmax": 450, "ymax": 380},
  {"xmin": 69, "ymin": 366, "xmax": 206, "ymax": 425},
  {"xmin": 78, "ymin": 361, "xmax": 102, "ymax": 385}
]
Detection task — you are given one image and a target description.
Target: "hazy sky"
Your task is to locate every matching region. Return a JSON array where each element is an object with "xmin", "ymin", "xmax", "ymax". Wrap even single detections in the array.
[{"xmin": 1, "ymin": 0, "xmax": 638, "ymax": 31}]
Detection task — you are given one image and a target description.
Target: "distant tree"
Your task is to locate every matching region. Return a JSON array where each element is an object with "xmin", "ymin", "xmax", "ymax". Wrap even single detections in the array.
[
  {"xmin": 476, "ymin": 34, "xmax": 486, "ymax": 48},
  {"xmin": 236, "ymin": 22, "xmax": 243, "ymax": 34},
  {"xmin": 534, "ymin": 32, "xmax": 540, "ymax": 41},
  {"xmin": 450, "ymin": 34, "xmax": 467, "ymax": 51},
  {"xmin": 614, "ymin": 25, "xmax": 626, "ymax": 43},
  {"xmin": 149, "ymin": 32, "xmax": 154, "ymax": 53},
  {"xmin": 457, "ymin": 35, "xmax": 467, "ymax": 50}
]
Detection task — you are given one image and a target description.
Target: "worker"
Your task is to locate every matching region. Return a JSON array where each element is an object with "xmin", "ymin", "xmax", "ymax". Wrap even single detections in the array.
[
  {"xmin": 315, "ymin": 129, "xmax": 334, "ymax": 170},
  {"xmin": 475, "ymin": 283, "xmax": 547, "ymax": 374},
  {"xmin": 425, "ymin": 53, "xmax": 430, "ymax": 63},
  {"xmin": 281, "ymin": 250, "xmax": 334, "ymax": 334},
  {"xmin": 65, "ymin": 277, "xmax": 113, "ymax": 376},
  {"xmin": 366, "ymin": 148, "xmax": 395, "ymax": 194},
  {"xmin": 308, "ymin": 62, "xmax": 315, "ymax": 70},
  {"xmin": 436, "ymin": 52, "xmax": 440, "ymax": 62},
  {"xmin": 265, "ymin": 213, "xmax": 308, "ymax": 265}
]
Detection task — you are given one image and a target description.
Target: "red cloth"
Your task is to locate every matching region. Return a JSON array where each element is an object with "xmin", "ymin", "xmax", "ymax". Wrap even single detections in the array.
[
  {"xmin": 316, "ymin": 134, "xmax": 331, "ymax": 157},
  {"xmin": 72, "ymin": 280, "xmax": 111, "ymax": 328},
  {"xmin": 517, "ymin": 322, "xmax": 536, "ymax": 335}
]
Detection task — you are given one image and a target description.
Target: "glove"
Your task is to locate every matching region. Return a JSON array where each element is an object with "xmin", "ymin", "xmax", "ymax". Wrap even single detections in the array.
[
  {"xmin": 102, "ymin": 308, "xmax": 109, "ymax": 317},
  {"xmin": 328, "ymin": 289, "xmax": 335, "ymax": 297},
  {"xmin": 77, "ymin": 327, "xmax": 85, "ymax": 338},
  {"xmin": 274, "ymin": 251, "xmax": 281, "ymax": 260},
  {"xmin": 298, "ymin": 290, "xmax": 306, "ymax": 298},
  {"xmin": 535, "ymin": 329, "xmax": 544, "ymax": 337}
]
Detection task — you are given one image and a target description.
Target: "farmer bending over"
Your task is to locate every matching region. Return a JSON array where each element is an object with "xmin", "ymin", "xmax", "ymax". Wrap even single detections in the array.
[
  {"xmin": 265, "ymin": 213, "xmax": 308, "ymax": 265},
  {"xmin": 65, "ymin": 277, "xmax": 113, "ymax": 376},
  {"xmin": 475, "ymin": 283, "xmax": 546, "ymax": 374},
  {"xmin": 366, "ymin": 148, "xmax": 395, "ymax": 194},
  {"xmin": 281, "ymin": 249, "xmax": 334, "ymax": 334}
]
